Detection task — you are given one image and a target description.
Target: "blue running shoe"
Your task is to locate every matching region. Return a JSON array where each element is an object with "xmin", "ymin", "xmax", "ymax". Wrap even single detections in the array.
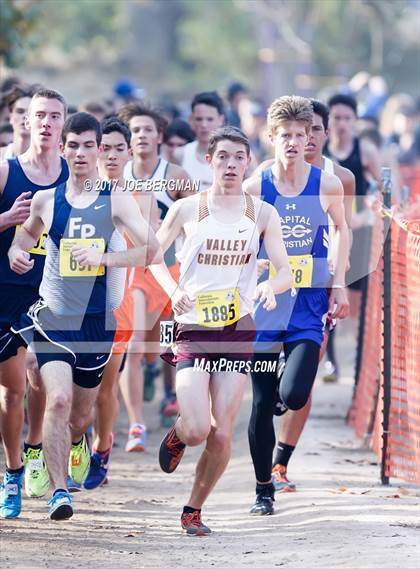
[
  {"xmin": 48, "ymin": 490, "xmax": 73, "ymax": 520},
  {"xmin": 66, "ymin": 475, "xmax": 82, "ymax": 493},
  {"xmin": 84, "ymin": 450, "xmax": 110, "ymax": 490},
  {"xmin": 0, "ymin": 469, "xmax": 23, "ymax": 518}
]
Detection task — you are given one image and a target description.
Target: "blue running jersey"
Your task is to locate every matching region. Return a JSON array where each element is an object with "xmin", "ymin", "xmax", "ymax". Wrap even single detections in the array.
[
  {"xmin": 254, "ymin": 165, "xmax": 331, "ymax": 348},
  {"xmin": 40, "ymin": 183, "xmax": 121, "ymax": 316},
  {"xmin": 259, "ymin": 165, "xmax": 330, "ymax": 288},
  {"xmin": 0, "ymin": 157, "xmax": 69, "ymax": 287}
]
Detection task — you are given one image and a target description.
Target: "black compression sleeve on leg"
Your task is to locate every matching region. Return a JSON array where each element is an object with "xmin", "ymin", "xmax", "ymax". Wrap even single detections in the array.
[
  {"xmin": 248, "ymin": 350, "xmax": 281, "ymax": 484},
  {"xmin": 280, "ymin": 339, "xmax": 320, "ymax": 410}
]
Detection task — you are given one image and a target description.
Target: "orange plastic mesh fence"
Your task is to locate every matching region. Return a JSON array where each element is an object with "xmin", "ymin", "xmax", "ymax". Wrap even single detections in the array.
[
  {"xmin": 347, "ymin": 216, "xmax": 383, "ymax": 439},
  {"xmin": 350, "ymin": 216, "xmax": 420, "ymax": 484}
]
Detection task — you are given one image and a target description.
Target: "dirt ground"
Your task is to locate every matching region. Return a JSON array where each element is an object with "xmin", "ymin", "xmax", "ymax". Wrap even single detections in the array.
[{"xmin": 1, "ymin": 365, "xmax": 419, "ymax": 569}]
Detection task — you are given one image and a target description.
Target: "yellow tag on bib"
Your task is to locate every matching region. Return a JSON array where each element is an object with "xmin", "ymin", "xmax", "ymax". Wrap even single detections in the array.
[
  {"xmin": 15, "ymin": 225, "xmax": 47, "ymax": 256},
  {"xmin": 196, "ymin": 288, "xmax": 240, "ymax": 328},
  {"xmin": 59, "ymin": 238, "xmax": 105, "ymax": 277},
  {"xmin": 269, "ymin": 254, "xmax": 313, "ymax": 288}
]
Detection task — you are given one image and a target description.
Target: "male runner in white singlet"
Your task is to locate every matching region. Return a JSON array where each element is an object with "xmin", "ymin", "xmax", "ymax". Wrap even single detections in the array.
[{"xmin": 149, "ymin": 126, "xmax": 292, "ymax": 535}]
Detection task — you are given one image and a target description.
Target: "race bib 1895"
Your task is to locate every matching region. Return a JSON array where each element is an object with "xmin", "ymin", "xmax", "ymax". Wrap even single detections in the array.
[
  {"xmin": 196, "ymin": 288, "xmax": 240, "ymax": 328},
  {"xmin": 59, "ymin": 238, "xmax": 105, "ymax": 277},
  {"xmin": 269, "ymin": 254, "xmax": 313, "ymax": 288}
]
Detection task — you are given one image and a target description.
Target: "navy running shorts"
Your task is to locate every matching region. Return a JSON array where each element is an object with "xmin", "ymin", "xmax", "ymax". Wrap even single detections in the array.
[{"xmin": 30, "ymin": 300, "xmax": 115, "ymax": 389}]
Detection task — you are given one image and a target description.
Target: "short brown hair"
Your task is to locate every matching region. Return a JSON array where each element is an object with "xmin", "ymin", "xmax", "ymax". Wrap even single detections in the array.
[
  {"xmin": 30, "ymin": 88, "xmax": 67, "ymax": 115},
  {"xmin": 267, "ymin": 96, "xmax": 313, "ymax": 135},
  {"xmin": 208, "ymin": 126, "xmax": 250, "ymax": 157},
  {"xmin": 118, "ymin": 103, "xmax": 168, "ymax": 134},
  {"xmin": 6, "ymin": 84, "xmax": 40, "ymax": 111}
]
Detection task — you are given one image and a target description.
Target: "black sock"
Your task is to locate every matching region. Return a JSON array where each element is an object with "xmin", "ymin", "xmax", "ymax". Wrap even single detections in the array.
[
  {"xmin": 273, "ymin": 442, "xmax": 295, "ymax": 469},
  {"xmin": 183, "ymin": 505, "xmax": 200, "ymax": 514},
  {"xmin": 6, "ymin": 466, "xmax": 24, "ymax": 475},
  {"xmin": 72, "ymin": 438, "xmax": 83, "ymax": 447},
  {"xmin": 24, "ymin": 442, "xmax": 42, "ymax": 452},
  {"xmin": 256, "ymin": 482, "xmax": 274, "ymax": 494},
  {"xmin": 53, "ymin": 488, "xmax": 67, "ymax": 496}
]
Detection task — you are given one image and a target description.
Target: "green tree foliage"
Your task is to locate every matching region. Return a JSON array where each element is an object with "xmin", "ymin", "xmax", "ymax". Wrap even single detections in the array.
[
  {"xmin": 37, "ymin": 0, "xmax": 121, "ymax": 54},
  {"xmin": 1, "ymin": 0, "xmax": 121, "ymax": 67},
  {"xmin": 175, "ymin": 0, "xmax": 259, "ymax": 90},
  {"xmin": 0, "ymin": 0, "xmax": 43, "ymax": 66},
  {"xmin": 1, "ymin": 0, "xmax": 418, "ymax": 96},
  {"xmin": 237, "ymin": 0, "xmax": 418, "ymax": 92}
]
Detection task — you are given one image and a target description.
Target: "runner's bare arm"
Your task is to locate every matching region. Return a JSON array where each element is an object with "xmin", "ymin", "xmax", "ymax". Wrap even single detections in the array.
[
  {"xmin": 260, "ymin": 203, "xmax": 293, "ymax": 295},
  {"xmin": 136, "ymin": 191, "xmax": 161, "ymax": 231},
  {"xmin": 335, "ymin": 164, "xmax": 355, "ymax": 229},
  {"xmin": 0, "ymin": 162, "xmax": 33, "ymax": 233},
  {"xmin": 154, "ymin": 198, "xmax": 187, "ymax": 254},
  {"xmin": 360, "ymin": 138, "xmax": 382, "ymax": 188},
  {"xmin": 8, "ymin": 191, "xmax": 47, "ymax": 274},
  {"xmin": 243, "ymin": 175, "xmax": 262, "ymax": 198},
  {"xmin": 323, "ymin": 174, "xmax": 350, "ymax": 319},
  {"xmin": 249, "ymin": 158, "xmax": 274, "ymax": 179},
  {"xmin": 0, "ymin": 161, "xmax": 8, "ymax": 196},
  {"xmin": 166, "ymin": 163, "xmax": 196, "ymax": 199},
  {"xmin": 111, "ymin": 193, "xmax": 161, "ymax": 267},
  {"xmin": 72, "ymin": 193, "xmax": 162, "ymax": 269},
  {"xmin": 148, "ymin": 198, "xmax": 193, "ymax": 313}
]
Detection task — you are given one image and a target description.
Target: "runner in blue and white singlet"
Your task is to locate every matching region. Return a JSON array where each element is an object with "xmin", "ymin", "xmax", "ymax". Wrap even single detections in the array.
[
  {"xmin": 244, "ymin": 96, "xmax": 349, "ymax": 517},
  {"xmin": 8, "ymin": 112, "xmax": 161, "ymax": 521},
  {"xmin": 254, "ymin": 164, "xmax": 331, "ymax": 346}
]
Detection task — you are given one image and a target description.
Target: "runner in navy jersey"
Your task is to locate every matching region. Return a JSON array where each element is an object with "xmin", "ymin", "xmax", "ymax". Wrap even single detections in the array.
[
  {"xmin": 8, "ymin": 112, "xmax": 161, "ymax": 520},
  {"xmin": 0, "ymin": 89, "xmax": 68, "ymax": 518}
]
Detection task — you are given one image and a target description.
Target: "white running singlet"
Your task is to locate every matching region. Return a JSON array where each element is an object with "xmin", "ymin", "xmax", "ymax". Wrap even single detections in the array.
[
  {"xmin": 123, "ymin": 157, "xmax": 175, "ymax": 213},
  {"xmin": 175, "ymin": 192, "xmax": 261, "ymax": 326},
  {"xmin": 181, "ymin": 141, "xmax": 213, "ymax": 193}
]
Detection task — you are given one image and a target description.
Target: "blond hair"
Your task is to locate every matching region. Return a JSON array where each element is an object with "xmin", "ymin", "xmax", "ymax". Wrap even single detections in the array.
[{"xmin": 267, "ymin": 96, "xmax": 313, "ymax": 135}]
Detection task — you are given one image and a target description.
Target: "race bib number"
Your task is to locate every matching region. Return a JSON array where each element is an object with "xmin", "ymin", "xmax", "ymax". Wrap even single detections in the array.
[
  {"xmin": 59, "ymin": 238, "xmax": 105, "ymax": 277},
  {"xmin": 15, "ymin": 225, "xmax": 47, "ymax": 256},
  {"xmin": 196, "ymin": 288, "xmax": 240, "ymax": 328},
  {"xmin": 160, "ymin": 320, "xmax": 174, "ymax": 347},
  {"xmin": 269, "ymin": 254, "xmax": 313, "ymax": 288}
]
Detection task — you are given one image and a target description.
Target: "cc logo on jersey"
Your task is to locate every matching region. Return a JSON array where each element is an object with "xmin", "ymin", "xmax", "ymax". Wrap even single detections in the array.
[{"xmin": 281, "ymin": 224, "xmax": 313, "ymax": 239}]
